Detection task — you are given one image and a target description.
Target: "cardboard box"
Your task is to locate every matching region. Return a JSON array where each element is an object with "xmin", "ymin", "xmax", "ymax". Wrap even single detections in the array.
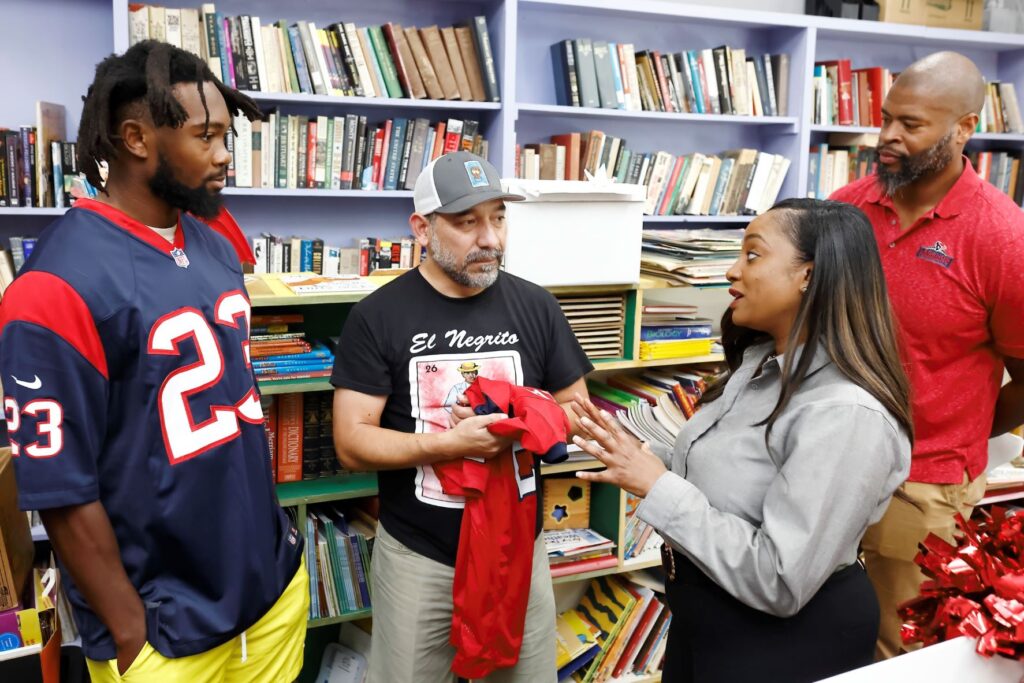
[
  {"xmin": 924, "ymin": 0, "xmax": 982, "ymax": 30},
  {"xmin": 502, "ymin": 179, "xmax": 644, "ymax": 287},
  {"xmin": 877, "ymin": 0, "xmax": 927, "ymax": 25},
  {"xmin": 542, "ymin": 478, "xmax": 591, "ymax": 530},
  {"xmin": 0, "ymin": 449, "xmax": 32, "ymax": 612},
  {"xmin": 877, "ymin": 0, "xmax": 982, "ymax": 30}
]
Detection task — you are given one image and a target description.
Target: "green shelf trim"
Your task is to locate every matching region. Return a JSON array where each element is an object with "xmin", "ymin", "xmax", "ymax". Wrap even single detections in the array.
[
  {"xmin": 277, "ymin": 473, "xmax": 379, "ymax": 507},
  {"xmin": 258, "ymin": 379, "xmax": 334, "ymax": 395},
  {"xmin": 307, "ymin": 608, "xmax": 373, "ymax": 628}
]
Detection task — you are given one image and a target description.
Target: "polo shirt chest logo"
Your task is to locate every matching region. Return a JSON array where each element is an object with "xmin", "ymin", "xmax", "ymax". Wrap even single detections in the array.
[{"xmin": 915, "ymin": 241, "xmax": 954, "ymax": 269}]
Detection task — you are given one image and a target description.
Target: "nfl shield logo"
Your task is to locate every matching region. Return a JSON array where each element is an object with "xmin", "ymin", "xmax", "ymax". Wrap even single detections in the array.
[{"xmin": 170, "ymin": 247, "xmax": 190, "ymax": 269}]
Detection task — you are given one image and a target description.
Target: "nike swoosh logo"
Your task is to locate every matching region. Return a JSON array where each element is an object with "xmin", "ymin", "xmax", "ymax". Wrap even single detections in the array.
[{"xmin": 11, "ymin": 375, "xmax": 41, "ymax": 390}]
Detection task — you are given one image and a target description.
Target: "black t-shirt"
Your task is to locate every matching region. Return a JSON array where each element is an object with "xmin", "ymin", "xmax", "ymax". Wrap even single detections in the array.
[{"xmin": 331, "ymin": 268, "xmax": 592, "ymax": 566}]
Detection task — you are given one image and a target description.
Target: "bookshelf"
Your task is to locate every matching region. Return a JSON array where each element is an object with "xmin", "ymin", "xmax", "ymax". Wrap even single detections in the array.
[{"xmin": 9, "ymin": 1, "xmax": 1024, "ymax": 680}]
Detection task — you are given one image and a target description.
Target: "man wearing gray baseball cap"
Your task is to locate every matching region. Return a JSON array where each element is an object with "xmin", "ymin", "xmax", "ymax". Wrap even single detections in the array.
[{"xmin": 330, "ymin": 151, "xmax": 592, "ymax": 682}]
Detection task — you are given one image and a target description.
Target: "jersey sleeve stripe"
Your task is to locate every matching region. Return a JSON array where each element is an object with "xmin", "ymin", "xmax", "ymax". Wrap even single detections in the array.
[{"xmin": 0, "ymin": 271, "xmax": 109, "ymax": 379}]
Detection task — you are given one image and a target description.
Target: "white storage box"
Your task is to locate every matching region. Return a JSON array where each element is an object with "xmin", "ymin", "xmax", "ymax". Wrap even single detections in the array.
[{"xmin": 501, "ymin": 179, "xmax": 644, "ymax": 287}]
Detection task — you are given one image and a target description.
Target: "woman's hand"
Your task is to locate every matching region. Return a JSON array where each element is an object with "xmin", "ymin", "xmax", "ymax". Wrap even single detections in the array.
[{"xmin": 569, "ymin": 393, "xmax": 668, "ymax": 498}]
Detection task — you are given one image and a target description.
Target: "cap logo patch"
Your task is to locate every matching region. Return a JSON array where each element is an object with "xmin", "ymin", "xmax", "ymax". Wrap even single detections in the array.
[{"xmin": 464, "ymin": 160, "xmax": 489, "ymax": 187}]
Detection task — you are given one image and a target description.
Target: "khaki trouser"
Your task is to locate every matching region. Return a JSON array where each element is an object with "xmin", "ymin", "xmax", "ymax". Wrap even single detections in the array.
[
  {"xmin": 369, "ymin": 522, "xmax": 557, "ymax": 683},
  {"xmin": 861, "ymin": 473, "xmax": 987, "ymax": 660}
]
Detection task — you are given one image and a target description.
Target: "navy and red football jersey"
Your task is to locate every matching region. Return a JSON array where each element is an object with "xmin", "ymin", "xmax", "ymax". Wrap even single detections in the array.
[{"xmin": 0, "ymin": 199, "xmax": 301, "ymax": 661}]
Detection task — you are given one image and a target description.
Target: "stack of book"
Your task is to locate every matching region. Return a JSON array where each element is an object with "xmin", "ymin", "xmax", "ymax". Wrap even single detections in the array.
[
  {"xmin": 563, "ymin": 576, "xmax": 672, "ymax": 681},
  {"xmin": 639, "ymin": 312, "xmax": 714, "ymax": 361},
  {"xmin": 555, "ymin": 294, "xmax": 626, "ymax": 359},
  {"xmin": 641, "ymin": 228, "xmax": 743, "ymax": 287},
  {"xmin": 806, "ymin": 132, "xmax": 878, "ymax": 199},
  {"xmin": 516, "ymin": 137, "xmax": 789, "ymax": 218},
  {"xmin": 265, "ymin": 391, "xmax": 341, "ymax": 482},
  {"xmin": 302, "ymin": 504, "xmax": 376, "ymax": 621},
  {"xmin": 588, "ymin": 366, "xmax": 717, "ymax": 450},
  {"xmin": 229, "ymin": 112, "xmax": 487, "ymax": 191},
  {"xmin": 544, "ymin": 528, "xmax": 617, "ymax": 578},
  {"xmin": 250, "ymin": 314, "xmax": 334, "ymax": 384},
  {"xmin": 552, "ymin": 39, "xmax": 787, "ymax": 117},
  {"xmin": 128, "ymin": 5, "xmax": 500, "ymax": 102}
]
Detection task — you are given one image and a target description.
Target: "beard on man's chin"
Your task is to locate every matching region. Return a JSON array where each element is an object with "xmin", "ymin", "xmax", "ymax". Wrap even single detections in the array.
[
  {"xmin": 148, "ymin": 156, "xmax": 224, "ymax": 219},
  {"xmin": 875, "ymin": 131, "xmax": 955, "ymax": 197}
]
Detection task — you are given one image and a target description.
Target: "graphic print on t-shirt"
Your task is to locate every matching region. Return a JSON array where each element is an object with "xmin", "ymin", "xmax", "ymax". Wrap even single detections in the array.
[{"xmin": 409, "ymin": 350, "xmax": 524, "ymax": 508}]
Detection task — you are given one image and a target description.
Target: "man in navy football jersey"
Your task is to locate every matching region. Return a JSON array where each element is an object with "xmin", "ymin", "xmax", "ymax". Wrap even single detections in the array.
[{"xmin": 0, "ymin": 41, "xmax": 307, "ymax": 682}]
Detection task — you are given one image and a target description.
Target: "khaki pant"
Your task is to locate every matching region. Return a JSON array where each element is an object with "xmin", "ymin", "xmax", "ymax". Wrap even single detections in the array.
[
  {"xmin": 861, "ymin": 473, "xmax": 987, "ymax": 660},
  {"xmin": 369, "ymin": 522, "xmax": 556, "ymax": 683}
]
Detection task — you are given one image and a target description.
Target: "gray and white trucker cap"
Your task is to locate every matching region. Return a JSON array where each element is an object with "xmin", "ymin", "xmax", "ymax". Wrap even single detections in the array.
[{"xmin": 413, "ymin": 151, "xmax": 525, "ymax": 215}]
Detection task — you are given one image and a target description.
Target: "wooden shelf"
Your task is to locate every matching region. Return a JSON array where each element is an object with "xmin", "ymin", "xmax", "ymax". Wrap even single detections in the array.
[
  {"xmin": 590, "ymin": 354, "xmax": 725, "ymax": 371},
  {"xmin": 518, "ymin": 102, "xmax": 798, "ymax": 127},
  {"xmin": 247, "ymin": 90, "xmax": 502, "ymax": 112},
  {"xmin": 307, "ymin": 608, "xmax": 373, "ymax": 629},
  {"xmin": 277, "ymin": 473, "xmax": 378, "ymax": 507},
  {"xmin": 541, "ymin": 457, "xmax": 604, "ymax": 475}
]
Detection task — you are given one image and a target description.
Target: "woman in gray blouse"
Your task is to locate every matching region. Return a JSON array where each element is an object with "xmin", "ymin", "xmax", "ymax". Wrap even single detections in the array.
[{"xmin": 571, "ymin": 199, "xmax": 912, "ymax": 682}]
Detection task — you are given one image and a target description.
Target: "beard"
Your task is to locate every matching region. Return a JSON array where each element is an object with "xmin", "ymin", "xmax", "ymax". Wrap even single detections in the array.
[
  {"xmin": 148, "ymin": 154, "xmax": 225, "ymax": 219},
  {"xmin": 875, "ymin": 130, "xmax": 955, "ymax": 196},
  {"xmin": 428, "ymin": 224, "xmax": 503, "ymax": 289}
]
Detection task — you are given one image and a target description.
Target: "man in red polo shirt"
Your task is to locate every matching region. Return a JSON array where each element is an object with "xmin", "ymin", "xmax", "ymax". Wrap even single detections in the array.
[{"xmin": 830, "ymin": 51, "xmax": 1024, "ymax": 659}]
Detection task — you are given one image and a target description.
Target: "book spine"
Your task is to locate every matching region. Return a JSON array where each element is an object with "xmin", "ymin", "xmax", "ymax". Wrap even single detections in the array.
[{"xmin": 471, "ymin": 16, "xmax": 500, "ymax": 102}]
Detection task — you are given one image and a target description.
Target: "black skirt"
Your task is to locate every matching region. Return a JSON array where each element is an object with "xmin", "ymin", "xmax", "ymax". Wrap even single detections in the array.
[{"xmin": 662, "ymin": 553, "xmax": 878, "ymax": 683}]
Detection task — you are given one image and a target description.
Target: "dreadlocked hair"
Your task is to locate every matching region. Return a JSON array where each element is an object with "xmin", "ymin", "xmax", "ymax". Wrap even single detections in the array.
[{"xmin": 77, "ymin": 40, "xmax": 262, "ymax": 190}]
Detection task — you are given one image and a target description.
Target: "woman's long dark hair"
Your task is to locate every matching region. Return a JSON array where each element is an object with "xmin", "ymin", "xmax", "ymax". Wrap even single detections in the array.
[{"xmin": 698, "ymin": 198, "xmax": 913, "ymax": 443}]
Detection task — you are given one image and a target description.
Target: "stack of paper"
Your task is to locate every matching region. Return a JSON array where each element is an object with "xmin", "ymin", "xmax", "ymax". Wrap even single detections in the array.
[
  {"xmin": 641, "ymin": 228, "xmax": 743, "ymax": 287},
  {"xmin": 556, "ymin": 294, "xmax": 626, "ymax": 359}
]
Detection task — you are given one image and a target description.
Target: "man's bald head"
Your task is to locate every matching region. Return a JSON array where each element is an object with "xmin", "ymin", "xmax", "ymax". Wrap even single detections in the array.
[{"xmin": 892, "ymin": 51, "xmax": 986, "ymax": 117}]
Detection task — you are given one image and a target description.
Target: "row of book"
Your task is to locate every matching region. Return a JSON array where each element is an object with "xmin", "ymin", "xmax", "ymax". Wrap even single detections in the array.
[
  {"xmin": 809, "ymin": 136, "xmax": 1024, "ymax": 206},
  {"xmin": 811, "ymin": 58, "xmax": 1024, "ymax": 136},
  {"xmin": 555, "ymin": 294, "xmax": 626, "ymax": 360},
  {"xmin": 811, "ymin": 60, "xmax": 892, "ymax": 128},
  {"xmin": 228, "ymin": 112, "xmax": 487, "ymax": 191},
  {"xmin": 263, "ymin": 390, "xmax": 342, "ymax": 484},
  {"xmin": 0, "ymin": 237, "xmax": 39, "ymax": 299},
  {"xmin": 251, "ymin": 235, "xmax": 425, "ymax": 277},
  {"xmin": 969, "ymin": 149, "xmax": 1024, "ymax": 203},
  {"xmin": 128, "ymin": 4, "xmax": 500, "ymax": 102},
  {"xmin": 517, "ymin": 137, "xmax": 789, "ymax": 218},
  {"xmin": 300, "ymin": 504, "xmax": 376, "ymax": 621},
  {"xmin": 0, "ymin": 102, "xmax": 97, "ymax": 209},
  {"xmin": 558, "ymin": 575, "xmax": 671, "ymax": 681},
  {"xmin": 806, "ymin": 132, "xmax": 878, "ymax": 200},
  {"xmin": 553, "ymin": 39, "xmax": 789, "ymax": 119},
  {"xmin": 641, "ymin": 229, "xmax": 742, "ymax": 288}
]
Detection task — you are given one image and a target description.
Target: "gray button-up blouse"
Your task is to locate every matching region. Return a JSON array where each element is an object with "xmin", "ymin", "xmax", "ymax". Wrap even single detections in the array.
[{"xmin": 637, "ymin": 341, "xmax": 911, "ymax": 617}]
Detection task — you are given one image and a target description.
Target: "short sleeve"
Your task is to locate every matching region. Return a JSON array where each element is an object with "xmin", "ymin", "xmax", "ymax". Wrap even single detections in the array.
[
  {"xmin": 330, "ymin": 304, "xmax": 393, "ymax": 395},
  {"xmin": 541, "ymin": 294, "xmax": 593, "ymax": 393},
  {"xmin": 0, "ymin": 273, "xmax": 109, "ymax": 510},
  {"xmin": 984, "ymin": 222, "xmax": 1024, "ymax": 358}
]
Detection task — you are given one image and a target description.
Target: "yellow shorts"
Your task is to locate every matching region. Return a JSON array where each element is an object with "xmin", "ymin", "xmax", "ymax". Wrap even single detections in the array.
[{"xmin": 87, "ymin": 558, "xmax": 309, "ymax": 683}]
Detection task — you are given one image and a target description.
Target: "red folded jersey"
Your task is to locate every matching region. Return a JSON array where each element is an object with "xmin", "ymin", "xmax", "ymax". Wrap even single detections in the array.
[{"xmin": 433, "ymin": 376, "xmax": 570, "ymax": 678}]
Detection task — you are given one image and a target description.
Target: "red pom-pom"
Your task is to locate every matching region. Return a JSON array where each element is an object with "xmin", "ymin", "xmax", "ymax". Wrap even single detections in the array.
[{"xmin": 898, "ymin": 509, "xmax": 1024, "ymax": 660}]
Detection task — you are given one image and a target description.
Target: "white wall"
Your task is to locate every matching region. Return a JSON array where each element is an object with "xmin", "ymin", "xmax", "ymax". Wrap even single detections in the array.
[{"xmin": 663, "ymin": 0, "xmax": 805, "ymax": 13}]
